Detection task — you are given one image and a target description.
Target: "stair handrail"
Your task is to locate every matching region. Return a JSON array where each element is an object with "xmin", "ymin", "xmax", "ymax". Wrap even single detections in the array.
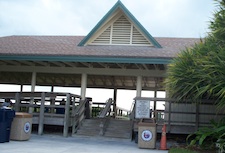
[
  {"xmin": 98, "ymin": 98, "xmax": 113, "ymax": 136},
  {"xmin": 129, "ymin": 100, "xmax": 136, "ymax": 120},
  {"xmin": 72, "ymin": 98, "xmax": 89, "ymax": 134},
  {"xmin": 98, "ymin": 98, "xmax": 113, "ymax": 118},
  {"xmin": 129, "ymin": 100, "xmax": 136, "ymax": 140}
]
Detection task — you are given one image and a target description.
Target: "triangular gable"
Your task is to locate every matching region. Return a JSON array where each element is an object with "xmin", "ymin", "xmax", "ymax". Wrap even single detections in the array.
[{"xmin": 78, "ymin": 0, "xmax": 161, "ymax": 48}]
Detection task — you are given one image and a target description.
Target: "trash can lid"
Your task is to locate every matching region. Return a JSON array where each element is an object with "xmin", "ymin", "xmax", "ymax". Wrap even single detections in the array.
[
  {"xmin": 15, "ymin": 112, "xmax": 32, "ymax": 118},
  {"xmin": 138, "ymin": 118, "xmax": 156, "ymax": 126}
]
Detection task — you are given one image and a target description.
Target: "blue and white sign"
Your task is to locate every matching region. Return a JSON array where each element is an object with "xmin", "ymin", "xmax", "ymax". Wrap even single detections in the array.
[
  {"xmin": 141, "ymin": 130, "xmax": 152, "ymax": 141},
  {"xmin": 24, "ymin": 122, "xmax": 31, "ymax": 133}
]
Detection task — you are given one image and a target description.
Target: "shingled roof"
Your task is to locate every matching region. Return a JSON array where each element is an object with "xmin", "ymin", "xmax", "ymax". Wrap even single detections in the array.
[
  {"xmin": 0, "ymin": 0, "xmax": 200, "ymax": 64},
  {"xmin": 0, "ymin": 35, "xmax": 199, "ymax": 63}
]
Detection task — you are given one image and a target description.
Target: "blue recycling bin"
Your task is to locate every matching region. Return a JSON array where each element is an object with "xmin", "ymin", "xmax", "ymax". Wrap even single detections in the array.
[{"xmin": 0, "ymin": 109, "xmax": 15, "ymax": 143}]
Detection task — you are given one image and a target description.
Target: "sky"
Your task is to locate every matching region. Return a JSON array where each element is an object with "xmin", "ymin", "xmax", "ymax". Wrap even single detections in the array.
[{"xmin": 0, "ymin": 0, "xmax": 215, "ymax": 38}]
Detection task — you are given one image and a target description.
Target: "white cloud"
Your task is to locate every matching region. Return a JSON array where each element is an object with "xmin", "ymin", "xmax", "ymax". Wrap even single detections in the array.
[{"xmin": 0, "ymin": 0, "xmax": 214, "ymax": 37}]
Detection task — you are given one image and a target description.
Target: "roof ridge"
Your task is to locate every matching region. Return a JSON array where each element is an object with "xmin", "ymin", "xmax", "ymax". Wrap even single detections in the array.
[{"xmin": 78, "ymin": 1, "xmax": 161, "ymax": 48}]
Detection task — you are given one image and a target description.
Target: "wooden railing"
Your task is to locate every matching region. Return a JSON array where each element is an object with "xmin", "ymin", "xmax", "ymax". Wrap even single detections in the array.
[
  {"xmin": 72, "ymin": 98, "xmax": 90, "ymax": 134},
  {"xmin": 98, "ymin": 98, "xmax": 114, "ymax": 136},
  {"xmin": 132, "ymin": 97, "xmax": 225, "ymax": 134},
  {"xmin": 91, "ymin": 102, "xmax": 106, "ymax": 117},
  {"xmin": 0, "ymin": 92, "xmax": 81, "ymax": 137}
]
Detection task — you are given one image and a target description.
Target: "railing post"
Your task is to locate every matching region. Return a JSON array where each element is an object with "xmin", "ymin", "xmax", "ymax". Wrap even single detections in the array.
[
  {"xmin": 168, "ymin": 101, "xmax": 171, "ymax": 133},
  {"xmin": 99, "ymin": 119, "xmax": 104, "ymax": 136},
  {"xmin": 63, "ymin": 93, "xmax": 70, "ymax": 137},
  {"xmin": 38, "ymin": 92, "xmax": 45, "ymax": 135},
  {"xmin": 72, "ymin": 96, "xmax": 76, "ymax": 134},
  {"xmin": 195, "ymin": 103, "xmax": 199, "ymax": 131},
  {"xmin": 14, "ymin": 92, "xmax": 20, "ymax": 112}
]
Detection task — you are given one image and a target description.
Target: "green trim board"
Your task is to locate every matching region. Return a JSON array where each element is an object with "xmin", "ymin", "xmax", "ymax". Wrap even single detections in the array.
[
  {"xmin": 0, "ymin": 55, "xmax": 171, "ymax": 64},
  {"xmin": 78, "ymin": 0, "xmax": 161, "ymax": 48}
]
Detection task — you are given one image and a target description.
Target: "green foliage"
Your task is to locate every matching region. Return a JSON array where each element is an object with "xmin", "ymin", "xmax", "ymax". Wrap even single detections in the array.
[
  {"xmin": 210, "ymin": 0, "xmax": 225, "ymax": 46},
  {"xmin": 165, "ymin": 1, "xmax": 225, "ymax": 152},
  {"xmin": 165, "ymin": 0, "xmax": 225, "ymax": 109},
  {"xmin": 169, "ymin": 148, "xmax": 198, "ymax": 153},
  {"xmin": 187, "ymin": 117, "xmax": 225, "ymax": 150}
]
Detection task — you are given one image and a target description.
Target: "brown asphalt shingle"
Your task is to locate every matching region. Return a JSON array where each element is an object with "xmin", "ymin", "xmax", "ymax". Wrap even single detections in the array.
[{"xmin": 0, "ymin": 36, "xmax": 200, "ymax": 59}]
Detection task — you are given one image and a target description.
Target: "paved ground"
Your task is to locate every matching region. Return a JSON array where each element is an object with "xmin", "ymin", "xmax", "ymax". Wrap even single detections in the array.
[{"xmin": 0, "ymin": 134, "xmax": 169, "ymax": 153}]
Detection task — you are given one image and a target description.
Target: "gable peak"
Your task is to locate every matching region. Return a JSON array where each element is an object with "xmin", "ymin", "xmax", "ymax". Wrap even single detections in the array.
[{"xmin": 78, "ymin": 0, "xmax": 161, "ymax": 48}]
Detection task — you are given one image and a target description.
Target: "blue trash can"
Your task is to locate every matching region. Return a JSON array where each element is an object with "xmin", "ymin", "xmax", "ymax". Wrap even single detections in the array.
[{"xmin": 0, "ymin": 109, "xmax": 15, "ymax": 143}]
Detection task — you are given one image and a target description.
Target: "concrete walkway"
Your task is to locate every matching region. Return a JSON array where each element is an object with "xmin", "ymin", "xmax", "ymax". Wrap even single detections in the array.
[{"xmin": 0, "ymin": 134, "xmax": 168, "ymax": 153}]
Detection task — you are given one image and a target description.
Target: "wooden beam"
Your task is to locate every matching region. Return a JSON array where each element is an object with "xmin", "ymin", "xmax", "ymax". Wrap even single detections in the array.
[
  {"xmin": 63, "ymin": 93, "xmax": 70, "ymax": 137},
  {"xmin": 15, "ymin": 92, "xmax": 20, "ymax": 112},
  {"xmin": 38, "ymin": 92, "xmax": 45, "ymax": 135},
  {"xmin": 0, "ymin": 65, "xmax": 166, "ymax": 77}
]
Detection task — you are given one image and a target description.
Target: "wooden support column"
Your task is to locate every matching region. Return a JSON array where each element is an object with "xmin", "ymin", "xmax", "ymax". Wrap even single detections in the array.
[
  {"xmin": 195, "ymin": 103, "xmax": 199, "ymax": 131},
  {"xmin": 15, "ymin": 92, "xmax": 20, "ymax": 112},
  {"xmin": 38, "ymin": 92, "xmax": 45, "ymax": 135},
  {"xmin": 50, "ymin": 85, "xmax": 55, "ymax": 113},
  {"xmin": 72, "ymin": 96, "xmax": 76, "ymax": 134},
  {"xmin": 29, "ymin": 72, "xmax": 36, "ymax": 113},
  {"xmin": 113, "ymin": 88, "xmax": 117, "ymax": 118},
  {"xmin": 63, "ymin": 93, "xmax": 71, "ymax": 137},
  {"xmin": 20, "ymin": 84, "xmax": 23, "ymax": 92},
  {"xmin": 168, "ymin": 101, "xmax": 171, "ymax": 133},
  {"xmin": 81, "ymin": 73, "xmax": 87, "ymax": 100},
  {"xmin": 136, "ymin": 76, "xmax": 142, "ymax": 97},
  {"xmin": 51, "ymin": 86, "xmax": 54, "ymax": 92},
  {"xmin": 31, "ymin": 72, "xmax": 36, "ymax": 92},
  {"xmin": 153, "ymin": 90, "xmax": 157, "ymax": 118}
]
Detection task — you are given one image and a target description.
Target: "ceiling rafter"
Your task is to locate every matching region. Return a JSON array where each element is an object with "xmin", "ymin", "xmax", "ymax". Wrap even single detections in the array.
[
  {"xmin": 88, "ymin": 76, "xmax": 97, "ymax": 86},
  {"xmin": 135, "ymin": 64, "xmax": 143, "ymax": 70},
  {"xmin": 153, "ymin": 64, "xmax": 159, "ymax": 70},
  {"xmin": 101, "ymin": 76, "xmax": 107, "ymax": 86},
  {"xmin": 142, "ymin": 64, "xmax": 149, "ymax": 70},
  {"xmin": 0, "ymin": 60, "xmax": 7, "ymax": 65},
  {"xmin": 62, "ymin": 62, "xmax": 77, "ymax": 67},
  {"xmin": 50, "ymin": 61, "xmax": 65, "ymax": 67},
  {"xmin": 142, "ymin": 77, "xmax": 147, "ymax": 87},
  {"xmin": 116, "ymin": 63, "xmax": 126, "ymax": 69},
  {"xmin": 131, "ymin": 76, "xmax": 136, "ymax": 87},
  {"xmin": 34, "ymin": 61, "xmax": 49, "ymax": 66},
  {"xmin": 80, "ymin": 62, "xmax": 93, "ymax": 68},
  {"xmin": 98, "ymin": 63, "xmax": 109, "ymax": 68},
  {"xmin": 4, "ymin": 60, "xmax": 21, "ymax": 66},
  {"xmin": 18, "ymin": 61, "xmax": 35, "ymax": 66},
  {"xmin": 121, "ymin": 76, "xmax": 126, "ymax": 87},
  {"xmin": 108, "ymin": 76, "xmax": 114, "ymax": 85}
]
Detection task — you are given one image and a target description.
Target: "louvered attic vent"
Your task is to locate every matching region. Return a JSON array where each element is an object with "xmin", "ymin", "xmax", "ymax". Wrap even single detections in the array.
[{"xmin": 91, "ymin": 15, "xmax": 152, "ymax": 46}]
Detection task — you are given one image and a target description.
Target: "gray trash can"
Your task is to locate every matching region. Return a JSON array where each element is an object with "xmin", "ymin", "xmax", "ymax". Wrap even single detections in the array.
[
  {"xmin": 10, "ymin": 112, "xmax": 32, "ymax": 141},
  {"xmin": 138, "ymin": 118, "xmax": 156, "ymax": 149}
]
